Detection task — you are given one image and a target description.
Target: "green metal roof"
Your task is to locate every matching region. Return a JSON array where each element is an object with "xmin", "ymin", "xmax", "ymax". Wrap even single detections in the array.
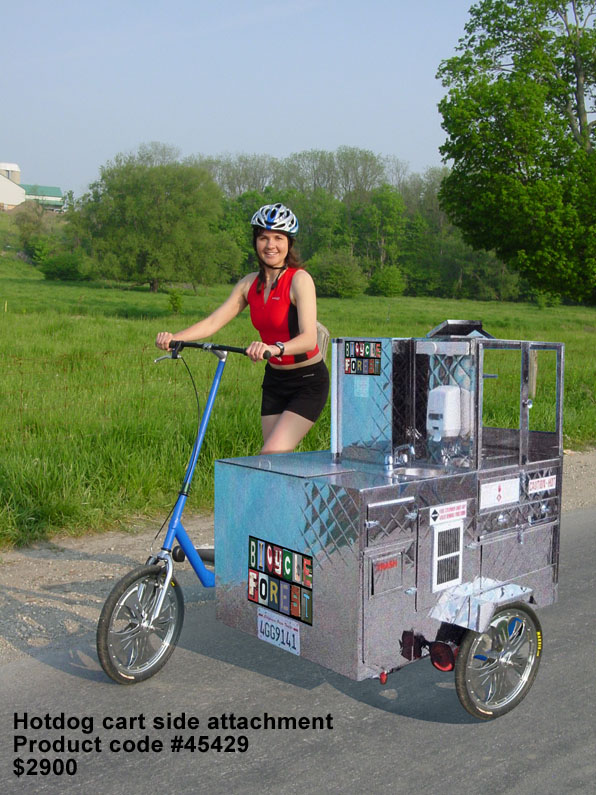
[{"xmin": 21, "ymin": 184, "xmax": 63, "ymax": 198}]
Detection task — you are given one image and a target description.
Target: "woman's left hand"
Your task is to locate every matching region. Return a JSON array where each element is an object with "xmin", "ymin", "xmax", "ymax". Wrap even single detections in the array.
[{"xmin": 245, "ymin": 341, "xmax": 279, "ymax": 362}]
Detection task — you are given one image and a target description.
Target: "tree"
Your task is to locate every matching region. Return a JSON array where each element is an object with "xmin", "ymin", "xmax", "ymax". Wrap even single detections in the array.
[
  {"xmin": 136, "ymin": 141, "xmax": 181, "ymax": 166},
  {"xmin": 277, "ymin": 150, "xmax": 339, "ymax": 196},
  {"xmin": 189, "ymin": 153, "xmax": 278, "ymax": 197},
  {"xmin": 186, "ymin": 229, "xmax": 242, "ymax": 288},
  {"xmin": 12, "ymin": 200, "xmax": 68, "ymax": 264},
  {"xmin": 220, "ymin": 190, "xmax": 268, "ymax": 277},
  {"xmin": 367, "ymin": 266, "xmax": 406, "ymax": 296},
  {"xmin": 307, "ymin": 249, "xmax": 367, "ymax": 297},
  {"xmin": 437, "ymin": 0, "xmax": 596, "ymax": 302},
  {"xmin": 349, "ymin": 185, "xmax": 407, "ymax": 268},
  {"xmin": 71, "ymin": 147, "xmax": 238, "ymax": 291},
  {"xmin": 382, "ymin": 155, "xmax": 410, "ymax": 191},
  {"xmin": 284, "ymin": 188, "xmax": 347, "ymax": 261},
  {"xmin": 40, "ymin": 251, "xmax": 90, "ymax": 281},
  {"xmin": 13, "ymin": 200, "xmax": 48, "ymax": 257},
  {"xmin": 335, "ymin": 146, "xmax": 386, "ymax": 200}
]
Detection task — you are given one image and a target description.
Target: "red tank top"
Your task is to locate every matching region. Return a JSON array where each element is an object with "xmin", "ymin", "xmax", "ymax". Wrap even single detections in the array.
[{"xmin": 247, "ymin": 268, "xmax": 320, "ymax": 366}]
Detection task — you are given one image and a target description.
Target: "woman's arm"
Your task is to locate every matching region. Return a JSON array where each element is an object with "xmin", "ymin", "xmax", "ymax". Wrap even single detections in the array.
[
  {"xmin": 155, "ymin": 275, "xmax": 252, "ymax": 350},
  {"xmin": 286, "ymin": 269, "xmax": 318, "ymax": 355}
]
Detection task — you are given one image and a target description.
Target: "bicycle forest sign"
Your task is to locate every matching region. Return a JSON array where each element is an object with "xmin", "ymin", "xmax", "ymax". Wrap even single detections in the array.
[{"xmin": 247, "ymin": 536, "xmax": 313, "ymax": 625}]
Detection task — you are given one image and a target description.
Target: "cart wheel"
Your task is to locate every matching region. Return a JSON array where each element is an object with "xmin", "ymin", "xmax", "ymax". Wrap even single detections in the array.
[
  {"xmin": 97, "ymin": 564, "xmax": 184, "ymax": 684},
  {"xmin": 454, "ymin": 601, "xmax": 542, "ymax": 720}
]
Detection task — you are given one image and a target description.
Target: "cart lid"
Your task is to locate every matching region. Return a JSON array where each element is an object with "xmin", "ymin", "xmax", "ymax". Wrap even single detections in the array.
[{"xmin": 426, "ymin": 320, "xmax": 494, "ymax": 339}]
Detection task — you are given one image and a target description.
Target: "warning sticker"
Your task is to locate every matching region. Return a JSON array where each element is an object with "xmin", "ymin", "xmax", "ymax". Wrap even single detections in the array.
[
  {"xmin": 354, "ymin": 378, "xmax": 370, "ymax": 398},
  {"xmin": 429, "ymin": 501, "xmax": 467, "ymax": 525},
  {"xmin": 528, "ymin": 475, "xmax": 557, "ymax": 494},
  {"xmin": 480, "ymin": 478, "xmax": 520, "ymax": 510}
]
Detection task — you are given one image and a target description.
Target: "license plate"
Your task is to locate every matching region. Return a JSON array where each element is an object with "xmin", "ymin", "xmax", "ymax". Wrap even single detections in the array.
[{"xmin": 257, "ymin": 607, "xmax": 300, "ymax": 656}]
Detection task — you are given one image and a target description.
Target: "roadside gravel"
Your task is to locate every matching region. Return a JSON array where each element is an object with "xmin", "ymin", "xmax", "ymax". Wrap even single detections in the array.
[{"xmin": 1, "ymin": 449, "xmax": 594, "ymax": 666}]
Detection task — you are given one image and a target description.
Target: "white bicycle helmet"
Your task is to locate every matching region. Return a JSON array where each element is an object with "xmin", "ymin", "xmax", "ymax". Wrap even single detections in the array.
[{"xmin": 251, "ymin": 202, "xmax": 299, "ymax": 237}]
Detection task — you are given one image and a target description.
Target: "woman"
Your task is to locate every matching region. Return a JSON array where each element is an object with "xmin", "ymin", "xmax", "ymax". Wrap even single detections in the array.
[{"xmin": 155, "ymin": 202, "xmax": 329, "ymax": 454}]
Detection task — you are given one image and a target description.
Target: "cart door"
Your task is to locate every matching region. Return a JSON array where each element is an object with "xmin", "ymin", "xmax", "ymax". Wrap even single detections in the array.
[
  {"xmin": 478, "ymin": 341, "xmax": 563, "ymax": 467},
  {"xmin": 363, "ymin": 498, "xmax": 417, "ymax": 670}
]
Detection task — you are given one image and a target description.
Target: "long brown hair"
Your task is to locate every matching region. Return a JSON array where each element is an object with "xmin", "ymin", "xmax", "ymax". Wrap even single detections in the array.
[{"xmin": 252, "ymin": 228, "xmax": 303, "ymax": 293}]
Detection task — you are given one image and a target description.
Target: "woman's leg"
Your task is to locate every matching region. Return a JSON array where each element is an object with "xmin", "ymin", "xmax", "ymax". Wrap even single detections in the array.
[{"xmin": 261, "ymin": 411, "xmax": 314, "ymax": 454}]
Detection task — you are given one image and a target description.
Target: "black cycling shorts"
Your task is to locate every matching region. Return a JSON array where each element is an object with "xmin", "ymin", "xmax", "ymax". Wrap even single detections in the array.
[{"xmin": 261, "ymin": 360, "xmax": 329, "ymax": 423}]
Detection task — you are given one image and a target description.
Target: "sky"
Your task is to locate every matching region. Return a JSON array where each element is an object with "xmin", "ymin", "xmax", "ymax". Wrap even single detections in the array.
[{"xmin": 2, "ymin": 0, "xmax": 473, "ymax": 196}]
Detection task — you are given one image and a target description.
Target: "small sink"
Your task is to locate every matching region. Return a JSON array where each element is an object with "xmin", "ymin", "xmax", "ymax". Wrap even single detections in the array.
[{"xmin": 393, "ymin": 466, "xmax": 445, "ymax": 479}]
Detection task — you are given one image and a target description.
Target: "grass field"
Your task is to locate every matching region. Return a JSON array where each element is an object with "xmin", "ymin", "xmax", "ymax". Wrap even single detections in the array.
[{"xmin": 1, "ymin": 246, "xmax": 595, "ymax": 547}]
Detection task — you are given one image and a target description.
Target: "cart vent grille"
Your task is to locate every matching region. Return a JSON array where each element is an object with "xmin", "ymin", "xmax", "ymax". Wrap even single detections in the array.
[
  {"xmin": 433, "ymin": 522, "xmax": 463, "ymax": 591},
  {"xmin": 437, "ymin": 556, "xmax": 460, "ymax": 585},
  {"xmin": 437, "ymin": 526, "xmax": 460, "ymax": 556}
]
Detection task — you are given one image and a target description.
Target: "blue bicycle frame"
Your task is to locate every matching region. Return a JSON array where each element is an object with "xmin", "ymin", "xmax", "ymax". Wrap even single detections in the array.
[{"xmin": 149, "ymin": 342, "xmax": 250, "ymax": 618}]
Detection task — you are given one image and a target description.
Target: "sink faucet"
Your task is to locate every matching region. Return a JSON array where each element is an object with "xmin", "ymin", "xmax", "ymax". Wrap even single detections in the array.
[{"xmin": 394, "ymin": 444, "xmax": 415, "ymax": 466}]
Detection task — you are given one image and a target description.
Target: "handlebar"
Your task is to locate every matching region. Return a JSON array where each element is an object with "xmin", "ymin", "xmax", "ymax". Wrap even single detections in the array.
[{"xmin": 166, "ymin": 341, "xmax": 272, "ymax": 360}]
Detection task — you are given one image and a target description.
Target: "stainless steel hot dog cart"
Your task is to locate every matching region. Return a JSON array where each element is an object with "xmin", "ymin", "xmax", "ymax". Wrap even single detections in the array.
[{"xmin": 214, "ymin": 321, "xmax": 564, "ymax": 719}]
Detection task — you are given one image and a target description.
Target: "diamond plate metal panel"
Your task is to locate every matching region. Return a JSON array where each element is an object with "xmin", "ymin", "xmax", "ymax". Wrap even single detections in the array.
[
  {"xmin": 428, "ymin": 352, "xmax": 475, "ymax": 392},
  {"xmin": 363, "ymin": 539, "xmax": 417, "ymax": 669},
  {"xmin": 340, "ymin": 339, "xmax": 393, "ymax": 463},
  {"xmin": 366, "ymin": 499, "xmax": 416, "ymax": 547},
  {"xmin": 480, "ymin": 522, "xmax": 557, "ymax": 582},
  {"xmin": 301, "ymin": 482, "xmax": 360, "ymax": 567},
  {"xmin": 478, "ymin": 498, "xmax": 559, "ymax": 535}
]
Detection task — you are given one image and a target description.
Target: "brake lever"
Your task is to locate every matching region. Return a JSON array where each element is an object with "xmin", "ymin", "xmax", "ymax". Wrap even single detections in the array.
[{"xmin": 170, "ymin": 341, "xmax": 183, "ymax": 359}]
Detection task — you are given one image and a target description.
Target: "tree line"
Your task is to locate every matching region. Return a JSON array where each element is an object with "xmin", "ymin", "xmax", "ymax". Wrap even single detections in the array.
[{"xmin": 17, "ymin": 144, "xmax": 528, "ymax": 304}]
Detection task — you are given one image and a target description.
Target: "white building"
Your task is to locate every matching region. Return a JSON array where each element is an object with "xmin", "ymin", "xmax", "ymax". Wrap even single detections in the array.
[
  {"xmin": 0, "ymin": 163, "xmax": 26, "ymax": 210},
  {"xmin": 0, "ymin": 162, "xmax": 21, "ymax": 183},
  {"xmin": 0, "ymin": 162, "xmax": 63, "ymax": 211}
]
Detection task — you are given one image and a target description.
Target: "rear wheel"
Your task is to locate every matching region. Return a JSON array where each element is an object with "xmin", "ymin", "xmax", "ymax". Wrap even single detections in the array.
[
  {"xmin": 455, "ymin": 602, "xmax": 542, "ymax": 720},
  {"xmin": 97, "ymin": 565, "xmax": 184, "ymax": 684}
]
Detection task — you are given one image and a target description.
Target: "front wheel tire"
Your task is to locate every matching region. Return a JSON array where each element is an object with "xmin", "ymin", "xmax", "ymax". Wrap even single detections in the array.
[
  {"xmin": 454, "ymin": 601, "xmax": 542, "ymax": 720},
  {"xmin": 97, "ymin": 565, "xmax": 184, "ymax": 684}
]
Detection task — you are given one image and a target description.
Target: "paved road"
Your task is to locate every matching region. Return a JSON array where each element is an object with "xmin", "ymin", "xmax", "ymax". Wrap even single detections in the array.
[{"xmin": 1, "ymin": 509, "xmax": 594, "ymax": 795}]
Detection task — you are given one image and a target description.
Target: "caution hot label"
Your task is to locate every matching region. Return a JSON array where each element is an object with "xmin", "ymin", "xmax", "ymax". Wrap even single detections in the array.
[{"xmin": 528, "ymin": 475, "xmax": 557, "ymax": 494}]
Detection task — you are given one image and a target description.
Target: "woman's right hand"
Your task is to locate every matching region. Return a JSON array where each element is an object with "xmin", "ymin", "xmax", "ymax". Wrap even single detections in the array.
[
  {"xmin": 245, "ymin": 341, "xmax": 279, "ymax": 362},
  {"xmin": 155, "ymin": 332, "xmax": 175, "ymax": 350}
]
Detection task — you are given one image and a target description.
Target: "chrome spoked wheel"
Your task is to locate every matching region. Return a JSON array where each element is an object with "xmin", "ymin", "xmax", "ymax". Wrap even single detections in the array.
[
  {"xmin": 97, "ymin": 565, "xmax": 184, "ymax": 684},
  {"xmin": 455, "ymin": 602, "xmax": 542, "ymax": 720}
]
